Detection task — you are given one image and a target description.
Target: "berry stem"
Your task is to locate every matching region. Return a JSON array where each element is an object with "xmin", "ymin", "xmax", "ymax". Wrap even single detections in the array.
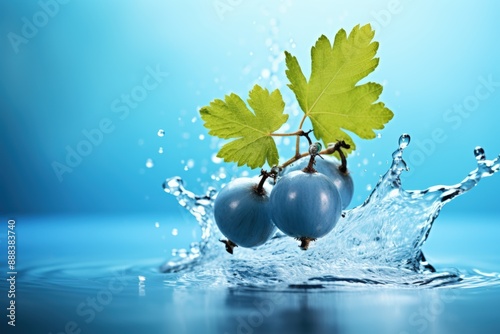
[
  {"xmin": 278, "ymin": 140, "xmax": 350, "ymax": 172},
  {"xmin": 304, "ymin": 155, "xmax": 316, "ymax": 173},
  {"xmin": 326, "ymin": 140, "xmax": 350, "ymax": 173},
  {"xmin": 295, "ymin": 114, "xmax": 308, "ymax": 155},
  {"xmin": 303, "ymin": 142, "xmax": 322, "ymax": 173},
  {"xmin": 254, "ymin": 169, "xmax": 277, "ymax": 195},
  {"xmin": 271, "ymin": 130, "xmax": 306, "ymax": 137},
  {"xmin": 298, "ymin": 237, "xmax": 315, "ymax": 250},
  {"xmin": 220, "ymin": 239, "xmax": 237, "ymax": 254}
]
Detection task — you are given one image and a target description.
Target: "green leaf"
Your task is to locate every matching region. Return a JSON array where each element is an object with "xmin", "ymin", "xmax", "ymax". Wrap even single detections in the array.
[
  {"xmin": 285, "ymin": 24, "xmax": 394, "ymax": 155},
  {"xmin": 199, "ymin": 85, "xmax": 288, "ymax": 169}
]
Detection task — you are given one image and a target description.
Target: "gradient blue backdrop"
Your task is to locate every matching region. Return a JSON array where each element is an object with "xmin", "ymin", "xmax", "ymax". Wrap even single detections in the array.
[{"xmin": 1, "ymin": 0, "xmax": 499, "ymax": 216}]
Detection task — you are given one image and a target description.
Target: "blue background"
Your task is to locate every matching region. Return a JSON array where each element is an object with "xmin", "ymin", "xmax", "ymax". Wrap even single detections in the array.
[{"xmin": 1, "ymin": 0, "xmax": 500, "ymax": 217}]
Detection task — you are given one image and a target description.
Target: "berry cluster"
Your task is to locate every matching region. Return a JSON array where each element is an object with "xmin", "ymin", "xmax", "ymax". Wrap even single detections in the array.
[{"xmin": 214, "ymin": 139, "xmax": 353, "ymax": 253}]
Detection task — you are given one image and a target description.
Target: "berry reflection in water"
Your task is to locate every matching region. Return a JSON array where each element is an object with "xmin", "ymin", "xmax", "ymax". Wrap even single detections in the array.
[{"xmin": 162, "ymin": 134, "xmax": 500, "ymax": 288}]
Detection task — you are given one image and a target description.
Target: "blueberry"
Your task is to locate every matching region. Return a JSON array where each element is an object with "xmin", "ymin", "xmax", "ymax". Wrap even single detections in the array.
[
  {"xmin": 284, "ymin": 156, "xmax": 354, "ymax": 209},
  {"xmin": 270, "ymin": 170, "xmax": 342, "ymax": 249},
  {"xmin": 214, "ymin": 177, "xmax": 276, "ymax": 251}
]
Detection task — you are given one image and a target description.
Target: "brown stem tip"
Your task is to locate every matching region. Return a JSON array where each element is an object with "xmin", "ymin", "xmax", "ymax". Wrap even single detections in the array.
[
  {"xmin": 220, "ymin": 239, "xmax": 237, "ymax": 254},
  {"xmin": 297, "ymin": 237, "xmax": 316, "ymax": 250}
]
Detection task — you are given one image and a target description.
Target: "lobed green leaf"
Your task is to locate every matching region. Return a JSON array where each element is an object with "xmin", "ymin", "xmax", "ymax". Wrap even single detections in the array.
[
  {"xmin": 285, "ymin": 24, "xmax": 394, "ymax": 155},
  {"xmin": 199, "ymin": 85, "xmax": 288, "ymax": 168}
]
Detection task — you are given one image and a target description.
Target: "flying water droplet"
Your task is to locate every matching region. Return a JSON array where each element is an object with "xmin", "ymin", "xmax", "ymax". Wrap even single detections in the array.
[
  {"xmin": 474, "ymin": 146, "xmax": 485, "ymax": 161},
  {"xmin": 157, "ymin": 129, "xmax": 165, "ymax": 137},
  {"xmin": 398, "ymin": 133, "xmax": 410, "ymax": 149},
  {"xmin": 146, "ymin": 159, "xmax": 154, "ymax": 168},
  {"xmin": 211, "ymin": 153, "xmax": 222, "ymax": 164},
  {"xmin": 261, "ymin": 68, "xmax": 271, "ymax": 79}
]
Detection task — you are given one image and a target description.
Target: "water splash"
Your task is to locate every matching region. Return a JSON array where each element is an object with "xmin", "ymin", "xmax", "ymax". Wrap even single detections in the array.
[
  {"xmin": 161, "ymin": 134, "xmax": 500, "ymax": 288},
  {"xmin": 161, "ymin": 178, "xmax": 217, "ymax": 272}
]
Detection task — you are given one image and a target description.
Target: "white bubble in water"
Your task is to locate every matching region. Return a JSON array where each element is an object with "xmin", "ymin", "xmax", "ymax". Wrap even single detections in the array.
[
  {"xmin": 157, "ymin": 129, "xmax": 165, "ymax": 137},
  {"xmin": 187, "ymin": 159, "xmax": 195, "ymax": 168},
  {"xmin": 366, "ymin": 184, "xmax": 372, "ymax": 191},
  {"xmin": 158, "ymin": 147, "xmax": 164, "ymax": 154},
  {"xmin": 171, "ymin": 228, "xmax": 178, "ymax": 236},
  {"xmin": 211, "ymin": 153, "xmax": 223, "ymax": 164},
  {"xmin": 191, "ymin": 117, "xmax": 197, "ymax": 123},
  {"xmin": 155, "ymin": 222, "xmax": 160, "ymax": 228},
  {"xmin": 261, "ymin": 68, "xmax": 271, "ymax": 79},
  {"xmin": 242, "ymin": 65, "xmax": 252, "ymax": 75},
  {"xmin": 146, "ymin": 159, "xmax": 154, "ymax": 168},
  {"xmin": 199, "ymin": 134, "xmax": 205, "ymax": 140}
]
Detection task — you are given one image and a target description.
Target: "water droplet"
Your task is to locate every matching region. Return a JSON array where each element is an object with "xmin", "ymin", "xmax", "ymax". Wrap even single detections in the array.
[
  {"xmin": 157, "ymin": 129, "xmax": 165, "ymax": 137},
  {"xmin": 155, "ymin": 222, "xmax": 160, "ymax": 228},
  {"xmin": 138, "ymin": 275, "xmax": 146, "ymax": 282},
  {"xmin": 158, "ymin": 147, "xmax": 164, "ymax": 154},
  {"xmin": 399, "ymin": 134, "xmax": 411, "ymax": 149},
  {"xmin": 187, "ymin": 159, "xmax": 195, "ymax": 169},
  {"xmin": 172, "ymin": 228, "xmax": 178, "ymax": 236},
  {"xmin": 474, "ymin": 146, "xmax": 485, "ymax": 161},
  {"xmin": 377, "ymin": 133, "xmax": 382, "ymax": 139},
  {"xmin": 146, "ymin": 159, "xmax": 154, "ymax": 168},
  {"xmin": 199, "ymin": 134, "xmax": 205, "ymax": 140},
  {"xmin": 211, "ymin": 153, "xmax": 222, "ymax": 164},
  {"xmin": 261, "ymin": 68, "xmax": 270, "ymax": 79},
  {"xmin": 191, "ymin": 117, "xmax": 197, "ymax": 123}
]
